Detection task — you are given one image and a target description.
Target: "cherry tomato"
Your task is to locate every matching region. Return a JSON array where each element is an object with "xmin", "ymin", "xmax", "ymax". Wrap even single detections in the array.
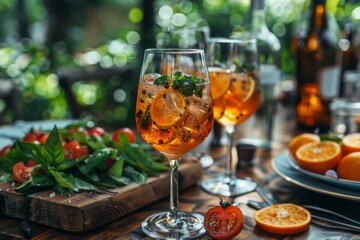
[
  {"xmin": 0, "ymin": 145, "xmax": 12, "ymax": 157},
  {"xmin": 39, "ymin": 132, "xmax": 50, "ymax": 145},
  {"xmin": 112, "ymin": 128, "xmax": 136, "ymax": 143},
  {"xmin": 204, "ymin": 198, "xmax": 244, "ymax": 240},
  {"xmin": 23, "ymin": 131, "xmax": 43, "ymax": 143},
  {"xmin": 68, "ymin": 127, "xmax": 89, "ymax": 136},
  {"xmin": 88, "ymin": 127, "xmax": 106, "ymax": 137},
  {"xmin": 63, "ymin": 140, "xmax": 89, "ymax": 159},
  {"xmin": 26, "ymin": 160, "xmax": 38, "ymax": 167},
  {"xmin": 13, "ymin": 162, "xmax": 32, "ymax": 183}
]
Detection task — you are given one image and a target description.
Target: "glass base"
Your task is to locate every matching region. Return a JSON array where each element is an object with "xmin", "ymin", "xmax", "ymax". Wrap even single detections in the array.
[
  {"xmin": 141, "ymin": 211, "xmax": 206, "ymax": 240},
  {"xmin": 201, "ymin": 175, "xmax": 257, "ymax": 197}
]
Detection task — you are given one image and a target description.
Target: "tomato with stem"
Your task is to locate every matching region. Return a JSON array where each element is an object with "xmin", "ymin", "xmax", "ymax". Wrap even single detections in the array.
[{"xmin": 204, "ymin": 198, "xmax": 244, "ymax": 240}]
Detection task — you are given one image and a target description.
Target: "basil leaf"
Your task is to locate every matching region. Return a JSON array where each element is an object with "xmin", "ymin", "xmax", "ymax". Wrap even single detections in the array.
[
  {"xmin": 16, "ymin": 141, "xmax": 49, "ymax": 171},
  {"xmin": 74, "ymin": 131, "xmax": 87, "ymax": 144},
  {"xmin": 107, "ymin": 156, "xmax": 125, "ymax": 177},
  {"xmin": 56, "ymin": 159, "xmax": 78, "ymax": 171},
  {"xmin": 54, "ymin": 184, "xmax": 74, "ymax": 195},
  {"xmin": 74, "ymin": 178, "xmax": 96, "ymax": 191},
  {"xmin": 77, "ymin": 165, "xmax": 100, "ymax": 182},
  {"xmin": 50, "ymin": 170, "xmax": 77, "ymax": 191},
  {"xmin": 15, "ymin": 174, "xmax": 54, "ymax": 194},
  {"xmin": 0, "ymin": 148, "xmax": 28, "ymax": 173},
  {"xmin": 110, "ymin": 175, "xmax": 130, "ymax": 186},
  {"xmin": 43, "ymin": 126, "xmax": 64, "ymax": 166},
  {"xmin": 124, "ymin": 143, "xmax": 160, "ymax": 176},
  {"xmin": 82, "ymin": 148, "xmax": 117, "ymax": 174},
  {"xmin": 123, "ymin": 166, "xmax": 147, "ymax": 185},
  {"xmin": 86, "ymin": 136, "xmax": 107, "ymax": 150}
]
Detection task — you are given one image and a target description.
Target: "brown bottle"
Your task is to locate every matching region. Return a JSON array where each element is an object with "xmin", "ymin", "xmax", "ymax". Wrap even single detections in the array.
[{"xmin": 296, "ymin": 0, "xmax": 339, "ymax": 132}]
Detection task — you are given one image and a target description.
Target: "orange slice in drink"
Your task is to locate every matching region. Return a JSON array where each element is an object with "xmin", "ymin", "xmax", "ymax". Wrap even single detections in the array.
[
  {"xmin": 289, "ymin": 133, "xmax": 320, "ymax": 158},
  {"xmin": 337, "ymin": 152, "xmax": 360, "ymax": 181},
  {"xmin": 254, "ymin": 203, "xmax": 311, "ymax": 235},
  {"xmin": 341, "ymin": 133, "xmax": 360, "ymax": 156},
  {"xmin": 150, "ymin": 88, "xmax": 186, "ymax": 129},
  {"xmin": 209, "ymin": 70, "xmax": 231, "ymax": 100},
  {"xmin": 295, "ymin": 141, "xmax": 341, "ymax": 174},
  {"xmin": 229, "ymin": 72, "xmax": 256, "ymax": 103}
]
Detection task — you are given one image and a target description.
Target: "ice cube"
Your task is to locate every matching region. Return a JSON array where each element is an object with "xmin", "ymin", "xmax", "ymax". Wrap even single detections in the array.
[{"xmin": 142, "ymin": 73, "xmax": 161, "ymax": 83}]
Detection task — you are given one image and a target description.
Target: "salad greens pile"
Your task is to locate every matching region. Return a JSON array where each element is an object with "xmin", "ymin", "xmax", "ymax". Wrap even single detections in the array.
[{"xmin": 0, "ymin": 121, "xmax": 169, "ymax": 195}]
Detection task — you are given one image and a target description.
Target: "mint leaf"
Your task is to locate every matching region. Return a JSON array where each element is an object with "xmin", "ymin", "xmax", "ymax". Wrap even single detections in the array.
[
  {"xmin": 154, "ymin": 74, "xmax": 171, "ymax": 86},
  {"xmin": 173, "ymin": 72, "xmax": 205, "ymax": 97}
]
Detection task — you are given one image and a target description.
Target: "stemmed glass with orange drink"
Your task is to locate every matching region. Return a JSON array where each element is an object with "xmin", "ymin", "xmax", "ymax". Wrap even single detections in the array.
[
  {"xmin": 201, "ymin": 38, "xmax": 261, "ymax": 196},
  {"xmin": 135, "ymin": 49, "xmax": 213, "ymax": 239}
]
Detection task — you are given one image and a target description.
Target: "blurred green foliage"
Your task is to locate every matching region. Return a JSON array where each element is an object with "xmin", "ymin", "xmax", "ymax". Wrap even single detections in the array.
[{"xmin": 0, "ymin": 0, "xmax": 359, "ymax": 128}]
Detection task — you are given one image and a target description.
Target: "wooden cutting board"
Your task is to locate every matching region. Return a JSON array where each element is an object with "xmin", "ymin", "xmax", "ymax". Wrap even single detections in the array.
[{"xmin": 0, "ymin": 159, "xmax": 202, "ymax": 233}]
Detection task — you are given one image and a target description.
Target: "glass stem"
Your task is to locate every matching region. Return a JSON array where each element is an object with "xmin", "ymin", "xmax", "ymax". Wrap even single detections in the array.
[
  {"xmin": 169, "ymin": 159, "xmax": 179, "ymax": 219},
  {"xmin": 225, "ymin": 126, "xmax": 236, "ymax": 179}
]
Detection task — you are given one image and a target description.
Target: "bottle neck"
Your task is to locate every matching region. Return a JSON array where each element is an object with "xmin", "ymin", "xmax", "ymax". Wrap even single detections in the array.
[
  {"xmin": 310, "ymin": 2, "xmax": 327, "ymax": 30},
  {"xmin": 249, "ymin": 0, "xmax": 267, "ymax": 31}
]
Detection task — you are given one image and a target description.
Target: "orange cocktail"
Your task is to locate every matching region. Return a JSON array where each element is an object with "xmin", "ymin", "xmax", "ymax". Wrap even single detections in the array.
[
  {"xmin": 209, "ymin": 68, "xmax": 261, "ymax": 126},
  {"xmin": 135, "ymin": 72, "xmax": 213, "ymax": 160}
]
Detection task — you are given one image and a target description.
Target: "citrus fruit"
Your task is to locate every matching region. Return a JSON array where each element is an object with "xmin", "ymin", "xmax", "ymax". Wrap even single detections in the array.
[
  {"xmin": 341, "ymin": 133, "xmax": 360, "ymax": 156},
  {"xmin": 254, "ymin": 203, "xmax": 311, "ymax": 235},
  {"xmin": 209, "ymin": 69, "xmax": 231, "ymax": 100},
  {"xmin": 229, "ymin": 72, "xmax": 256, "ymax": 103},
  {"xmin": 288, "ymin": 133, "xmax": 320, "ymax": 158},
  {"xmin": 295, "ymin": 141, "xmax": 341, "ymax": 174},
  {"xmin": 150, "ymin": 88, "xmax": 186, "ymax": 129},
  {"xmin": 337, "ymin": 152, "xmax": 360, "ymax": 181}
]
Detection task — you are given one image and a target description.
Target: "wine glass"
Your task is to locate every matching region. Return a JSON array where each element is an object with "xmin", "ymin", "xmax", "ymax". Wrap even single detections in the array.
[
  {"xmin": 201, "ymin": 38, "xmax": 261, "ymax": 196},
  {"xmin": 135, "ymin": 49, "xmax": 213, "ymax": 239}
]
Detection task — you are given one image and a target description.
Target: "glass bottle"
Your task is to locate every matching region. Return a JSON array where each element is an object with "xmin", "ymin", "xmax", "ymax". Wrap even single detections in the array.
[
  {"xmin": 232, "ymin": 0, "xmax": 281, "ymax": 149},
  {"xmin": 296, "ymin": 0, "xmax": 339, "ymax": 132}
]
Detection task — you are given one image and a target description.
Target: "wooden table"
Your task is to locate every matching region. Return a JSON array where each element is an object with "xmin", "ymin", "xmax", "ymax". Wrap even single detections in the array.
[{"xmin": 1, "ymin": 103, "xmax": 360, "ymax": 239}]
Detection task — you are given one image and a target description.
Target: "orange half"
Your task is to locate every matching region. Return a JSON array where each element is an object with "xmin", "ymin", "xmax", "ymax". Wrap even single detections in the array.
[
  {"xmin": 295, "ymin": 141, "xmax": 341, "ymax": 174},
  {"xmin": 254, "ymin": 203, "xmax": 311, "ymax": 235},
  {"xmin": 342, "ymin": 133, "xmax": 360, "ymax": 156}
]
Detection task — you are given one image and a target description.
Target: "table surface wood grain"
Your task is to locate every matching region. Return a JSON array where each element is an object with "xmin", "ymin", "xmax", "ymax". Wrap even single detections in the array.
[{"xmin": 1, "ymin": 103, "xmax": 360, "ymax": 239}]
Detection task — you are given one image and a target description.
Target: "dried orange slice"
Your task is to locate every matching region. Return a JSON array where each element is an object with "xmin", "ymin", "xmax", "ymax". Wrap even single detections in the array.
[
  {"xmin": 337, "ymin": 152, "xmax": 360, "ymax": 181},
  {"xmin": 150, "ymin": 88, "xmax": 186, "ymax": 129},
  {"xmin": 342, "ymin": 133, "xmax": 360, "ymax": 156},
  {"xmin": 229, "ymin": 72, "xmax": 256, "ymax": 103},
  {"xmin": 254, "ymin": 203, "xmax": 311, "ymax": 235},
  {"xmin": 289, "ymin": 133, "xmax": 320, "ymax": 158},
  {"xmin": 295, "ymin": 141, "xmax": 341, "ymax": 174},
  {"xmin": 209, "ymin": 69, "xmax": 231, "ymax": 100}
]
